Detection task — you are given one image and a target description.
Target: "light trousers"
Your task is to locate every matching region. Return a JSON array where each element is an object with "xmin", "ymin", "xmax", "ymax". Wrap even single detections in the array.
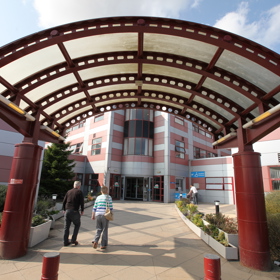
[{"xmin": 93, "ymin": 215, "xmax": 109, "ymax": 247}]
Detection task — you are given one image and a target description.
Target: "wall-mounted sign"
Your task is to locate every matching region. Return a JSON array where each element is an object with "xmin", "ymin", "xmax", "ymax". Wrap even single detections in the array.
[
  {"xmin": 191, "ymin": 171, "xmax": 205, "ymax": 178},
  {"xmin": 10, "ymin": 179, "xmax": 23, "ymax": 184},
  {"xmin": 154, "ymin": 184, "xmax": 159, "ymax": 188}
]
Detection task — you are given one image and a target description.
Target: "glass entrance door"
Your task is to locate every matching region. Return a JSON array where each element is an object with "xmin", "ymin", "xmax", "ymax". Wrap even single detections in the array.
[
  {"xmin": 109, "ymin": 174, "xmax": 121, "ymax": 200},
  {"xmin": 125, "ymin": 177, "xmax": 144, "ymax": 200},
  {"xmin": 152, "ymin": 176, "xmax": 164, "ymax": 202}
]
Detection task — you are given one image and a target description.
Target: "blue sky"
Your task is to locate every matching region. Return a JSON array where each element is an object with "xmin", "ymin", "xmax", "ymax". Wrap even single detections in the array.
[{"xmin": 2, "ymin": 0, "xmax": 280, "ymax": 53}]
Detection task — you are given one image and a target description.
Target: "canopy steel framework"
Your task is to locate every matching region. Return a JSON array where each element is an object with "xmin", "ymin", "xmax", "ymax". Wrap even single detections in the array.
[
  {"xmin": 0, "ymin": 17, "xmax": 279, "ymax": 271},
  {"xmin": 0, "ymin": 17, "xmax": 279, "ymax": 146}
]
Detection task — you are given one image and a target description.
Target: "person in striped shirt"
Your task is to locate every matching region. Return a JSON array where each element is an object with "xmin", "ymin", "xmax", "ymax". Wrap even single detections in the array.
[{"xmin": 91, "ymin": 185, "xmax": 113, "ymax": 249}]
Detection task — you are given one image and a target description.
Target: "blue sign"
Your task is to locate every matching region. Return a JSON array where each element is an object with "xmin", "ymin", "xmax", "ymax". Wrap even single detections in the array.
[
  {"xmin": 175, "ymin": 193, "xmax": 187, "ymax": 199},
  {"xmin": 191, "ymin": 171, "xmax": 205, "ymax": 178}
]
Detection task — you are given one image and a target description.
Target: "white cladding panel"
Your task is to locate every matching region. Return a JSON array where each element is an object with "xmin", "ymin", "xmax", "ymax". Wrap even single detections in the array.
[{"xmin": 121, "ymin": 161, "xmax": 154, "ymax": 176}]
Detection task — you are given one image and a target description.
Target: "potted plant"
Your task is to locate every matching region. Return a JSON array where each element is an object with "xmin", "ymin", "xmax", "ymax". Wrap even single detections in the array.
[{"xmin": 28, "ymin": 214, "xmax": 52, "ymax": 247}]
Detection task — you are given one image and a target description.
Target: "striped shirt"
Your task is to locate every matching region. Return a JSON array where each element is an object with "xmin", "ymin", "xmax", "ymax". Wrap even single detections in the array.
[{"xmin": 93, "ymin": 194, "xmax": 113, "ymax": 216}]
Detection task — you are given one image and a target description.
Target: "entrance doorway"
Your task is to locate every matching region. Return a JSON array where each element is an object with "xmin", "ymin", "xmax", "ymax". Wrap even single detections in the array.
[
  {"xmin": 109, "ymin": 174, "xmax": 121, "ymax": 200},
  {"xmin": 125, "ymin": 177, "xmax": 143, "ymax": 200}
]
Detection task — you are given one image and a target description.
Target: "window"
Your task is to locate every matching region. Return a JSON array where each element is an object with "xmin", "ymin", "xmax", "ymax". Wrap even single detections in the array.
[
  {"xmin": 206, "ymin": 132, "xmax": 212, "ymax": 139},
  {"xmin": 70, "ymin": 142, "xmax": 83, "ymax": 154},
  {"xmin": 175, "ymin": 117, "xmax": 184, "ymax": 125},
  {"xmin": 194, "ymin": 147, "xmax": 200, "ymax": 159},
  {"xmin": 193, "ymin": 146, "xmax": 217, "ymax": 159},
  {"xmin": 76, "ymin": 173, "xmax": 83, "ymax": 182},
  {"xmin": 66, "ymin": 121, "xmax": 85, "ymax": 133},
  {"xmin": 125, "ymin": 109, "xmax": 153, "ymax": 121},
  {"xmin": 124, "ymin": 138, "xmax": 152, "ymax": 156},
  {"xmin": 88, "ymin": 174, "xmax": 100, "ymax": 195},
  {"xmin": 91, "ymin": 138, "xmax": 102, "ymax": 155},
  {"xmin": 200, "ymin": 149, "xmax": 206, "ymax": 158},
  {"xmin": 193, "ymin": 124, "xmax": 199, "ymax": 132},
  {"xmin": 176, "ymin": 178, "xmax": 183, "ymax": 192},
  {"xmin": 270, "ymin": 167, "xmax": 280, "ymax": 190},
  {"xmin": 123, "ymin": 109, "xmax": 154, "ymax": 156},
  {"xmin": 175, "ymin": 140, "xmax": 185, "ymax": 159},
  {"xmin": 192, "ymin": 124, "xmax": 212, "ymax": 138},
  {"xmin": 94, "ymin": 114, "xmax": 104, "ymax": 122},
  {"xmin": 207, "ymin": 151, "xmax": 217, "ymax": 158},
  {"xmin": 206, "ymin": 177, "xmax": 233, "ymax": 190}
]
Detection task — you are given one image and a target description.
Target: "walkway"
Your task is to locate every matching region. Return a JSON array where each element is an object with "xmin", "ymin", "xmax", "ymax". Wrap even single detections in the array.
[{"xmin": 0, "ymin": 201, "xmax": 279, "ymax": 280}]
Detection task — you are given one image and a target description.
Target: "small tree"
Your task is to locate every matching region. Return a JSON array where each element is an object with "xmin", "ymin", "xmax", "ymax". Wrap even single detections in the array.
[{"xmin": 39, "ymin": 142, "xmax": 76, "ymax": 198}]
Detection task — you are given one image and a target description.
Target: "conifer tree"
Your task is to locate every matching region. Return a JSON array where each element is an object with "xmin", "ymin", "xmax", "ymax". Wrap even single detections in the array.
[{"xmin": 39, "ymin": 142, "xmax": 75, "ymax": 198}]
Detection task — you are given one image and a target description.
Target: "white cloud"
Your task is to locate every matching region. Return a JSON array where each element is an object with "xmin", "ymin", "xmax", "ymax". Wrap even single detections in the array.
[
  {"xmin": 214, "ymin": 2, "xmax": 280, "ymax": 51},
  {"xmin": 33, "ymin": 0, "xmax": 195, "ymax": 28},
  {"xmin": 261, "ymin": 5, "xmax": 280, "ymax": 50},
  {"xmin": 191, "ymin": 0, "xmax": 203, "ymax": 9}
]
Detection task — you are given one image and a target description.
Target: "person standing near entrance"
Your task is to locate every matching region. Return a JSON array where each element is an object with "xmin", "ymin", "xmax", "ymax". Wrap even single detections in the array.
[
  {"xmin": 188, "ymin": 185, "xmax": 198, "ymax": 205},
  {"xmin": 91, "ymin": 185, "xmax": 113, "ymax": 249},
  {"xmin": 62, "ymin": 181, "xmax": 84, "ymax": 246}
]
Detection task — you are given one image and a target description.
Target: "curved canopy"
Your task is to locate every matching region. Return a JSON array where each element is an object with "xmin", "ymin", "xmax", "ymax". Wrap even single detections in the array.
[{"xmin": 0, "ymin": 17, "xmax": 280, "ymax": 147}]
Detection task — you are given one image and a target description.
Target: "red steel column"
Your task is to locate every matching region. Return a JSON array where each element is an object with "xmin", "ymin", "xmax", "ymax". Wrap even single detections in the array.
[
  {"xmin": 0, "ymin": 142, "xmax": 43, "ymax": 259},
  {"xmin": 233, "ymin": 150, "xmax": 272, "ymax": 271}
]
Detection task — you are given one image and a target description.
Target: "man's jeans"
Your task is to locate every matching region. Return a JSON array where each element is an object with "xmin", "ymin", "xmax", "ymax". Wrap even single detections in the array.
[{"xmin": 64, "ymin": 209, "xmax": 81, "ymax": 244}]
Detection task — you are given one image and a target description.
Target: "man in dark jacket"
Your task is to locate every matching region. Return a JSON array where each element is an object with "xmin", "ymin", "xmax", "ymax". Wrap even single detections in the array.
[{"xmin": 62, "ymin": 181, "xmax": 84, "ymax": 246}]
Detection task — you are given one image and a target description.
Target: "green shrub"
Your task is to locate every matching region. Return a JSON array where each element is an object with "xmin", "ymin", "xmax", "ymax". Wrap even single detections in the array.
[
  {"xmin": 191, "ymin": 213, "xmax": 204, "ymax": 227},
  {"xmin": 175, "ymin": 199, "xmax": 189, "ymax": 209},
  {"xmin": 31, "ymin": 215, "xmax": 46, "ymax": 227},
  {"xmin": 265, "ymin": 191, "xmax": 280, "ymax": 261},
  {"xmin": 0, "ymin": 185, "xmax": 8, "ymax": 212},
  {"xmin": 205, "ymin": 213, "xmax": 238, "ymax": 234},
  {"xmin": 187, "ymin": 203, "xmax": 198, "ymax": 215},
  {"xmin": 267, "ymin": 213, "xmax": 280, "ymax": 261},
  {"xmin": 47, "ymin": 209, "xmax": 60, "ymax": 215},
  {"xmin": 217, "ymin": 231, "xmax": 225, "ymax": 241},
  {"xmin": 265, "ymin": 190, "xmax": 280, "ymax": 214},
  {"xmin": 181, "ymin": 206, "xmax": 189, "ymax": 216},
  {"xmin": 206, "ymin": 224, "xmax": 219, "ymax": 238},
  {"xmin": 175, "ymin": 200, "xmax": 184, "ymax": 208},
  {"xmin": 35, "ymin": 200, "xmax": 53, "ymax": 218}
]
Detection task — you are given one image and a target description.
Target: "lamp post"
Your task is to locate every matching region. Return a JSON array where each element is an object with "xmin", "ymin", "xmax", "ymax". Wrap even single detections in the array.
[
  {"xmin": 52, "ymin": 194, "xmax": 57, "ymax": 207},
  {"xmin": 214, "ymin": 200, "xmax": 220, "ymax": 215}
]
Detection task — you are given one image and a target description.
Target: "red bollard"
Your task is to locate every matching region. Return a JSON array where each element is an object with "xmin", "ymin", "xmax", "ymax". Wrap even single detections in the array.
[
  {"xmin": 204, "ymin": 254, "xmax": 221, "ymax": 280},
  {"xmin": 41, "ymin": 252, "xmax": 60, "ymax": 280}
]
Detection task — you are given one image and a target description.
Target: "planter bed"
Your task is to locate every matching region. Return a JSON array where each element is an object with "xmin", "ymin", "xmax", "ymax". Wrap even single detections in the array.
[
  {"xmin": 175, "ymin": 205, "xmax": 239, "ymax": 260},
  {"xmin": 50, "ymin": 211, "xmax": 64, "ymax": 229},
  {"xmin": 28, "ymin": 219, "xmax": 52, "ymax": 247},
  {"xmin": 84, "ymin": 201, "xmax": 94, "ymax": 208}
]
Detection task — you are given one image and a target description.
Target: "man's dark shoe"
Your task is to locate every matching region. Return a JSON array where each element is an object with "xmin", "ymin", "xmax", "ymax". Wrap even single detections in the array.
[
  {"xmin": 64, "ymin": 242, "xmax": 71, "ymax": 246},
  {"xmin": 72, "ymin": 241, "xmax": 79, "ymax": 246}
]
